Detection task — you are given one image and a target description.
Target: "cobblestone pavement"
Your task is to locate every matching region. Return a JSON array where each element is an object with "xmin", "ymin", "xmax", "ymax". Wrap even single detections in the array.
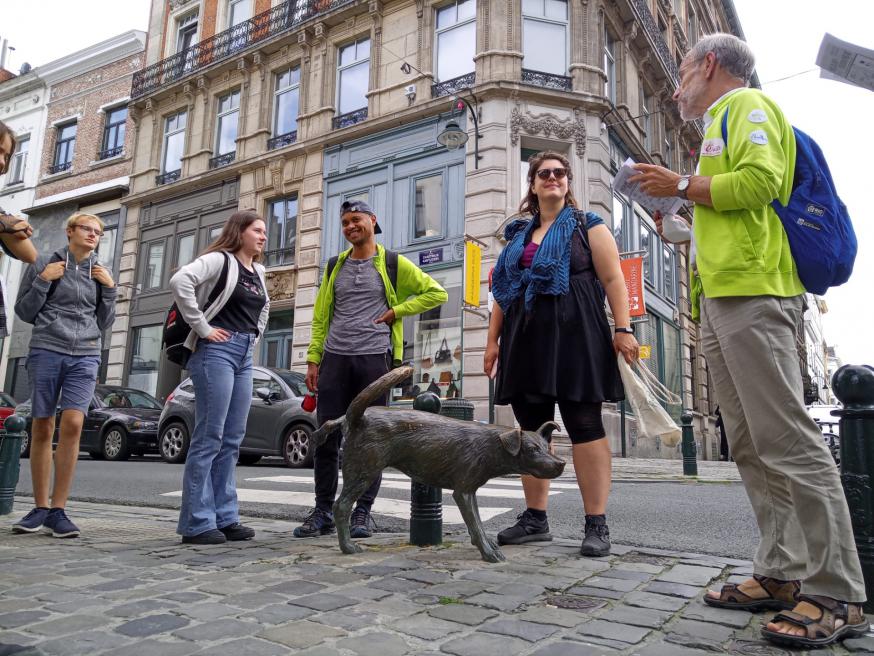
[
  {"xmin": 1, "ymin": 500, "xmax": 870, "ymax": 656},
  {"xmin": 609, "ymin": 458, "xmax": 741, "ymax": 482}
]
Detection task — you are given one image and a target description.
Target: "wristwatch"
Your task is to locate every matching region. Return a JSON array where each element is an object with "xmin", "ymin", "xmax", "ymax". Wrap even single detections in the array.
[
  {"xmin": 677, "ymin": 175, "xmax": 692, "ymax": 200},
  {"xmin": 614, "ymin": 326, "xmax": 635, "ymax": 335}
]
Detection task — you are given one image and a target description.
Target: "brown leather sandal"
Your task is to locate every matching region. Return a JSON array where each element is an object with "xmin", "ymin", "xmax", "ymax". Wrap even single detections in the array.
[
  {"xmin": 760, "ymin": 594, "xmax": 869, "ymax": 648},
  {"xmin": 704, "ymin": 574, "xmax": 800, "ymax": 611}
]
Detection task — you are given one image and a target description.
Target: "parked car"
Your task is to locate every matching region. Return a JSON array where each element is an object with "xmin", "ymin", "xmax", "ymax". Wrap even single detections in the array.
[
  {"xmin": 14, "ymin": 386, "xmax": 162, "ymax": 460},
  {"xmin": 158, "ymin": 366, "xmax": 317, "ymax": 468},
  {"xmin": 0, "ymin": 392, "xmax": 16, "ymax": 429}
]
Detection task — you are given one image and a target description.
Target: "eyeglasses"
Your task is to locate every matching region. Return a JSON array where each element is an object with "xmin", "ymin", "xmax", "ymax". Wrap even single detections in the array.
[
  {"xmin": 73, "ymin": 224, "xmax": 104, "ymax": 237},
  {"xmin": 535, "ymin": 167, "xmax": 569, "ymax": 181}
]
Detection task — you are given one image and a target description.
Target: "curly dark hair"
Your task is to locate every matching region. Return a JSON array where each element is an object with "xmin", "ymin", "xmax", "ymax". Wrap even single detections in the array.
[{"xmin": 518, "ymin": 150, "xmax": 578, "ymax": 216}]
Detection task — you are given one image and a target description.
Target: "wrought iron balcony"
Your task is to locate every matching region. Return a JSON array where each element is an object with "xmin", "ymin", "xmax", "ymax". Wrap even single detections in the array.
[
  {"xmin": 521, "ymin": 69, "xmax": 572, "ymax": 91},
  {"xmin": 209, "ymin": 152, "xmax": 236, "ymax": 169},
  {"xmin": 263, "ymin": 247, "xmax": 295, "ymax": 268},
  {"xmin": 267, "ymin": 131, "xmax": 297, "ymax": 150},
  {"xmin": 431, "ymin": 72, "xmax": 475, "ymax": 98},
  {"xmin": 48, "ymin": 161, "xmax": 72, "ymax": 175},
  {"xmin": 156, "ymin": 169, "xmax": 181, "ymax": 185},
  {"xmin": 98, "ymin": 146, "xmax": 124, "ymax": 160},
  {"xmin": 629, "ymin": 0, "xmax": 679, "ymax": 83},
  {"xmin": 332, "ymin": 107, "xmax": 368, "ymax": 130},
  {"xmin": 132, "ymin": 0, "xmax": 355, "ymax": 99}
]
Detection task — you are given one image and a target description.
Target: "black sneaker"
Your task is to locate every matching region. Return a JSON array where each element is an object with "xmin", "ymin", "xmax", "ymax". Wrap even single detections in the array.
[
  {"xmin": 293, "ymin": 508, "xmax": 336, "ymax": 538},
  {"xmin": 182, "ymin": 529, "xmax": 227, "ymax": 545},
  {"xmin": 219, "ymin": 523, "xmax": 255, "ymax": 541},
  {"xmin": 12, "ymin": 507, "xmax": 50, "ymax": 534},
  {"xmin": 350, "ymin": 506, "xmax": 376, "ymax": 539},
  {"xmin": 496, "ymin": 509, "xmax": 552, "ymax": 545},
  {"xmin": 580, "ymin": 516, "xmax": 611, "ymax": 557},
  {"xmin": 42, "ymin": 508, "xmax": 80, "ymax": 538}
]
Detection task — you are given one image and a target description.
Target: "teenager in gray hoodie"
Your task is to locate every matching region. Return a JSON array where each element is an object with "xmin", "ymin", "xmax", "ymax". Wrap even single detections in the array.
[{"xmin": 12, "ymin": 212, "xmax": 117, "ymax": 538}]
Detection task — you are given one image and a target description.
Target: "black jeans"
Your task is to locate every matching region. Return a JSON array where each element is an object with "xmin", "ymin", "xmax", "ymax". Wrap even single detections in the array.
[{"xmin": 314, "ymin": 350, "xmax": 391, "ymax": 513}]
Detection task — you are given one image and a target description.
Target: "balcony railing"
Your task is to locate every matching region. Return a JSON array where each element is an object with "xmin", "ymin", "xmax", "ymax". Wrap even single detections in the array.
[
  {"xmin": 98, "ymin": 146, "xmax": 124, "ymax": 160},
  {"xmin": 48, "ymin": 161, "xmax": 72, "ymax": 175},
  {"xmin": 132, "ymin": 0, "xmax": 355, "ymax": 99},
  {"xmin": 156, "ymin": 169, "xmax": 181, "ymax": 186},
  {"xmin": 521, "ymin": 69, "xmax": 572, "ymax": 91},
  {"xmin": 209, "ymin": 152, "xmax": 236, "ymax": 169},
  {"xmin": 332, "ymin": 107, "xmax": 368, "ymax": 130},
  {"xmin": 630, "ymin": 0, "xmax": 679, "ymax": 83},
  {"xmin": 267, "ymin": 131, "xmax": 297, "ymax": 150},
  {"xmin": 263, "ymin": 247, "xmax": 295, "ymax": 268},
  {"xmin": 431, "ymin": 72, "xmax": 475, "ymax": 98}
]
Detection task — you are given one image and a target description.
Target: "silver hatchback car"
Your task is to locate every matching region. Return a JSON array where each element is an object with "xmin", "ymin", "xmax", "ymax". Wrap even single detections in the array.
[{"xmin": 158, "ymin": 366, "xmax": 317, "ymax": 467}]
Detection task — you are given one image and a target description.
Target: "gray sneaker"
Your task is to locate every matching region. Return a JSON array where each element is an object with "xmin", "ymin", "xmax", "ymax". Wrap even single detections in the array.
[
  {"xmin": 580, "ymin": 516, "xmax": 610, "ymax": 557},
  {"xmin": 496, "ymin": 509, "xmax": 552, "ymax": 545}
]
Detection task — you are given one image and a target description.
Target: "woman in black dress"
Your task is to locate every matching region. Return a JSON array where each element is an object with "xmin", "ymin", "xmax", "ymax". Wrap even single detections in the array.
[{"xmin": 485, "ymin": 151, "xmax": 638, "ymax": 556}]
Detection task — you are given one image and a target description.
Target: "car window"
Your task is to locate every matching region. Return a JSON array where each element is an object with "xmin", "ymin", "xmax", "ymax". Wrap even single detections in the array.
[
  {"xmin": 275, "ymin": 370, "xmax": 306, "ymax": 397},
  {"xmin": 252, "ymin": 372, "xmax": 284, "ymax": 399},
  {"xmin": 102, "ymin": 390, "xmax": 162, "ymax": 410}
]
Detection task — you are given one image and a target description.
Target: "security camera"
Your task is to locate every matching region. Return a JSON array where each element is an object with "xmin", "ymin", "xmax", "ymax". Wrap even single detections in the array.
[{"xmin": 404, "ymin": 84, "xmax": 416, "ymax": 105}]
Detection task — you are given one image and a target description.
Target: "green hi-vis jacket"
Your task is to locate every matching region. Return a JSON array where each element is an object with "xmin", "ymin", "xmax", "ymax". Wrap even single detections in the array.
[
  {"xmin": 307, "ymin": 244, "xmax": 448, "ymax": 366},
  {"xmin": 691, "ymin": 87, "xmax": 805, "ymax": 320}
]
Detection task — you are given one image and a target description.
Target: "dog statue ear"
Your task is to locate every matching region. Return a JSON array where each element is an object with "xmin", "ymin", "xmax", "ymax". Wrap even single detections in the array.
[
  {"xmin": 537, "ymin": 421, "xmax": 561, "ymax": 442},
  {"xmin": 499, "ymin": 429, "xmax": 522, "ymax": 456}
]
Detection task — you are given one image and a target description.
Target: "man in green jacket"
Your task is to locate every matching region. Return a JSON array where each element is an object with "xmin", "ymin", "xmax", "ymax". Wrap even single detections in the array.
[
  {"xmin": 294, "ymin": 200, "xmax": 447, "ymax": 539},
  {"xmin": 631, "ymin": 33, "xmax": 866, "ymax": 647}
]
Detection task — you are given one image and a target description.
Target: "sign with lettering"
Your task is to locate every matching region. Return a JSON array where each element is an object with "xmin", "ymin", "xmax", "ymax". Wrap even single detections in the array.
[
  {"xmin": 419, "ymin": 248, "xmax": 444, "ymax": 265},
  {"xmin": 464, "ymin": 240, "xmax": 482, "ymax": 307},
  {"xmin": 620, "ymin": 257, "xmax": 647, "ymax": 318}
]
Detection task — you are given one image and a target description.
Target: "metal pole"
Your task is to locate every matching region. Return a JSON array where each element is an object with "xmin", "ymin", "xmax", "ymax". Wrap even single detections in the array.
[
  {"xmin": 0, "ymin": 415, "xmax": 26, "ymax": 515},
  {"xmin": 680, "ymin": 411, "xmax": 697, "ymax": 477},
  {"xmin": 409, "ymin": 392, "xmax": 443, "ymax": 546},
  {"xmin": 832, "ymin": 364, "xmax": 874, "ymax": 613}
]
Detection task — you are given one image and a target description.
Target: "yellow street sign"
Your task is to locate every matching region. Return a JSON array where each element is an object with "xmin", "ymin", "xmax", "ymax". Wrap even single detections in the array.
[{"xmin": 464, "ymin": 240, "xmax": 482, "ymax": 307}]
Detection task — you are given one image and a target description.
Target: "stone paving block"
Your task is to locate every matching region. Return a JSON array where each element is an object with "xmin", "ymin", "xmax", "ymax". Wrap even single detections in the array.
[
  {"xmin": 479, "ymin": 618, "xmax": 560, "ymax": 642},
  {"xmin": 159, "ymin": 592, "xmax": 211, "ymax": 604},
  {"xmin": 464, "ymin": 593, "xmax": 531, "ymax": 612},
  {"xmin": 222, "ymin": 592, "xmax": 287, "ymax": 610},
  {"xmin": 296, "ymin": 647, "xmax": 344, "ymax": 656},
  {"xmin": 515, "ymin": 607, "xmax": 591, "ymax": 628},
  {"xmin": 396, "ymin": 569, "xmax": 452, "ymax": 584},
  {"xmin": 425, "ymin": 581, "xmax": 490, "ymax": 599},
  {"xmin": 336, "ymin": 631, "xmax": 413, "ymax": 656},
  {"xmin": 628, "ymin": 641, "xmax": 715, "ymax": 656},
  {"xmin": 656, "ymin": 564, "xmax": 723, "ymax": 587},
  {"xmin": 643, "ymin": 581, "xmax": 701, "ymax": 599},
  {"xmin": 0, "ymin": 601, "xmax": 39, "ymax": 614},
  {"xmin": 107, "ymin": 599, "xmax": 178, "ymax": 618},
  {"xmin": 428, "ymin": 603, "xmax": 498, "ymax": 626},
  {"xmin": 599, "ymin": 569, "xmax": 654, "ymax": 582},
  {"xmin": 173, "ymin": 618, "xmax": 259, "ymax": 641},
  {"xmin": 187, "ymin": 637, "xmax": 289, "ymax": 656},
  {"xmin": 580, "ymin": 576, "xmax": 642, "ymax": 593},
  {"xmin": 680, "ymin": 600, "xmax": 754, "ymax": 628},
  {"xmin": 34, "ymin": 630, "xmax": 131, "ymax": 655},
  {"xmin": 624, "ymin": 591, "xmax": 688, "ymax": 612},
  {"xmin": 486, "ymin": 583, "xmax": 545, "ymax": 599},
  {"xmin": 596, "ymin": 604, "xmax": 674, "ymax": 629},
  {"xmin": 440, "ymin": 632, "xmax": 530, "ymax": 656},
  {"xmin": 665, "ymin": 618, "xmax": 735, "ymax": 645},
  {"xmin": 258, "ymin": 619, "xmax": 346, "ymax": 650},
  {"xmin": 0, "ymin": 631, "xmax": 38, "ymax": 648},
  {"xmin": 177, "ymin": 602, "xmax": 239, "ymax": 621},
  {"xmin": 0, "ymin": 611, "xmax": 50, "ymax": 630},
  {"xmin": 23, "ymin": 614, "xmax": 105, "ymax": 637},
  {"xmin": 303, "ymin": 571, "xmax": 366, "ymax": 586},
  {"xmin": 241, "ymin": 602, "xmax": 315, "ymax": 625},
  {"xmin": 844, "ymin": 635, "xmax": 874, "ymax": 652},
  {"xmin": 366, "ymin": 596, "xmax": 426, "ymax": 620},
  {"xmin": 576, "ymin": 619, "xmax": 651, "ymax": 645},
  {"xmin": 261, "ymin": 580, "xmax": 327, "ymax": 597},
  {"xmin": 459, "ymin": 570, "xmax": 516, "ymax": 585},
  {"xmin": 288, "ymin": 593, "xmax": 358, "ymax": 612},
  {"xmin": 352, "ymin": 564, "xmax": 410, "ymax": 576},
  {"xmin": 529, "ymin": 641, "xmax": 619, "ymax": 656},
  {"xmin": 614, "ymin": 562, "xmax": 665, "ymax": 575},
  {"xmin": 43, "ymin": 598, "xmax": 109, "ymax": 615},
  {"xmin": 390, "ymin": 613, "xmax": 465, "ymax": 641},
  {"xmin": 101, "ymin": 638, "xmax": 201, "ymax": 656},
  {"xmin": 369, "ymin": 577, "xmax": 429, "ymax": 593},
  {"xmin": 311, "ymin": 609, "xmax": 381, "ymax": 631},
  {"xmin": 114, "ymin": 613, "xmax": 190, "ymax": 637},
  {"xmin": 565, "ymin": 586, "xmax": 626, "ymax": 601},
  {"xmin": 339, "ymin": 585, "xmax": 394, "ymax": 602},
  {"xmin": 89, "ymin": 578, "xmax": 146, "ymax": 593}
]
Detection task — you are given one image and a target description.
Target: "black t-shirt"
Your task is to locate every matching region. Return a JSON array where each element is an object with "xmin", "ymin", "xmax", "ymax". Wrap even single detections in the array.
[{"xmin": 210, "ymin": 258, "xmax": 266, "ymax": 335}]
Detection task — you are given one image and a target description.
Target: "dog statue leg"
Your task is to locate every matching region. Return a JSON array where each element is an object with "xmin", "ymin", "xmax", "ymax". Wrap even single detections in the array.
[
  {"xmin": 333, "ymin": 478, "xmax": 372, "ymax": 555},
  {"xmin": 469, "ymin": 493, "xmax": 501, "ymax": 553},
  {"xmin": 452, "ymin": 490, "xmax": 505, "ymax": 563}
]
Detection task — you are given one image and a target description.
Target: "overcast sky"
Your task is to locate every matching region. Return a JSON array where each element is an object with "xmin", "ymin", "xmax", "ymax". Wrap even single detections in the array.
[{"xmin": 3, "ymin": 0, "xmax": 872, "ymax": 366}]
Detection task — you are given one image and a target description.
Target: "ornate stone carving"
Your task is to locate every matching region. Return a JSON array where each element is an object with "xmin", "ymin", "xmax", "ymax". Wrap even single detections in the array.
[
  {"xmin": 510, "ymin": 105, "xmax": 588, "ymax": 157},
  {"xmin": 169, "ymin": 0, "xmax": 195, "ymax": 9},
  {"xmin": 673, "ymin": 21, "xmax": 688, "ymax": 51},
  {"xmin": 265, "ymin": 270, "xmax": 295, "ymax": 301}
]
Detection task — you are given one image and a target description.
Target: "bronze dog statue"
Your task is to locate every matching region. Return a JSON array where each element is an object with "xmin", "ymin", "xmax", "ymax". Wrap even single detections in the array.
[{"xmin": 312, "ymin": 366, "xmax": 566, "ymax": 562}]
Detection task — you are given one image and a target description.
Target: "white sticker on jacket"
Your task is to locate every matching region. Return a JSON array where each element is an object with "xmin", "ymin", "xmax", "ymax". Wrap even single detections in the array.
[
  {"xmin": 747, "ymin": 109, "xmax": 768, "ymax": 123},
  {"xmin": 700, "ymin": 138, "xmax": 725, "ymax": 157},
  {"xmin": 749, "ymin": 130, "xmax": 769, "ymax": 145}
]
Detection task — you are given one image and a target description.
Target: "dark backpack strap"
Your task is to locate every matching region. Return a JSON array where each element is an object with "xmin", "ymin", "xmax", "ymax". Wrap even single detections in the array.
[
  {"xmin": 385, "ymin": 249, "xmax": 399, "ymax": 292},
  {"xmin": 721, "ymin": 106, "xmax": 729, "ymax": 144},
  {"xmin": 45, "ymin": 252, "xmax": 65, "ymax": 301},
  {"xmin": 204, "ymin": 251, "xmax": 231, "ymax": 310},
  {"xmin": 326, "ymin": 255, "xmax": 339, "ymax": 283},
  {"xmin": 572, "ymin": 210, "xmax": 591, "ymax": 251}
]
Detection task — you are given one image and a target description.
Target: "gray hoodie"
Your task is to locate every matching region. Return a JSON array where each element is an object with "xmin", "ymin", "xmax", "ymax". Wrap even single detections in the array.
[{"xmin": 15, "ymin": 246, "xmax": 117, "ymax": 356}]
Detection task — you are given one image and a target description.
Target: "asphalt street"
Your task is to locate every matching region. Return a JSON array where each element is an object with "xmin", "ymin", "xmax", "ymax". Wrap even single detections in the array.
[{"xmin": 11, "ymin": 456, "xmax": 760, "ymax": 559}]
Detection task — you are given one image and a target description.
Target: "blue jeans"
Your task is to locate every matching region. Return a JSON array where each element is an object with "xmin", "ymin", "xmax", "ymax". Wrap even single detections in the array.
[{"xmin": 177, "ymin": 332, "xmax": 255, "ymax": 537}]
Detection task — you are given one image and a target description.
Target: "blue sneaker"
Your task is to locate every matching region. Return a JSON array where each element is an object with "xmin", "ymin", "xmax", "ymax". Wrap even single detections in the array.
[
  {"xmin": 42, "ymin": 508, "xmax": 80, "ymax": 538},
  {"xmin": 12, "ymin": 507, "xmax": 50, "ymax": 534},
  {"xmin": 292, "ymin": 508, "xmax": 335, "ymax": 538}
]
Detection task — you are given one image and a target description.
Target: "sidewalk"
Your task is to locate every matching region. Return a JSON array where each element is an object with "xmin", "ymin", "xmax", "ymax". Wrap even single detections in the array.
[
  {"xmin": 2, "ymin": 500, "xmax": 870, "ymax": 655},
  {"xmin": 610, "ymin": 458, "xmax": 741, "ymax": 483}
]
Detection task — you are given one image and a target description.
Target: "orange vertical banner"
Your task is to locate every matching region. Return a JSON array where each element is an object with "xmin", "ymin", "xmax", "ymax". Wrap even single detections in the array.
[{"xmin": 620, "ymin": 257, "xmax": 646, "ymax": 318}]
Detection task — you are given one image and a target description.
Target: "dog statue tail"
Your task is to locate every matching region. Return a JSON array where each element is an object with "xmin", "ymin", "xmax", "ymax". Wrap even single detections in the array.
[{"xmin": 310, "ymin": 365, "xmax": 414, "ymax": 450}]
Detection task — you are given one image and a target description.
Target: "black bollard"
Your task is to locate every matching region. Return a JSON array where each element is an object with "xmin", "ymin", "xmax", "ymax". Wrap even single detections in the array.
[
  {"xmin": 410, "ymin": 392, "xmax": 443, "ymax": 546},
  {"xmin": 831, "ymin": 364, "xmax": 874, "ymax": 613},
  {"xmin": 680, "ymin": 412, "xmax": 697, "ymax": 477},
  {"xmin": 0, "ymin": 415, "xmax": 26, "ymax": 516}
]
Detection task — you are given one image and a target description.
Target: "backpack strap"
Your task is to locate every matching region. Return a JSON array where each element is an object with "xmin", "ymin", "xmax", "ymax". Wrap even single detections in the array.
[
  {"xmin": 721, "ymin": 106, "xmax": 729, "ymax": 144},
  {"xmin": 326, "ymin": 255, "xmax": 339, "ymax": 282},
  {"xmin": 204, "ymin": 251, "xmax": 231, "ymax": 311},
  {"xmin": 572, "ymin": 209, "xmax": 591, "ymax": 251},
  {"xmin": 325, "ymin": 249, "xmax": 398, "ymax": 291}
]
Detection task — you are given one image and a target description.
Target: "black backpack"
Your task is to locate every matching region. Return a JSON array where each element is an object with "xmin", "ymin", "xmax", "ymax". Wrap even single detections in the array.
[
  {"xmin": 162, "ymin": 252, "xmax": 231, "ymax": 367},
  {"xmin": 326, "ymin": 249, "xmax": 399, "ymax": 291}
]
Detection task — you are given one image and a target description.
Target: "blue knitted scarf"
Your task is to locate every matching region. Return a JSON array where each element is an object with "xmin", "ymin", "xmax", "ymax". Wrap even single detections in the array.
[{"xmin": 492, "ymin": 205, "xmax": 576, "ymax": 312}]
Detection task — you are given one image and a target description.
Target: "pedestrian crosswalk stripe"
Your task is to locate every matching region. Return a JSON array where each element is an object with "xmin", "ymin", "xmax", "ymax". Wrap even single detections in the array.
[{"xmin": 246, "ymin": 473, "xmax": 579, "ymax": 491}]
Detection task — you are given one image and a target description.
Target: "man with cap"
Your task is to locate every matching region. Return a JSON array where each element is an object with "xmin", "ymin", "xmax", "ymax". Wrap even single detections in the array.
[{"xmin": 294, "ymin": 200, "xmax": 447, "ymax": 539}]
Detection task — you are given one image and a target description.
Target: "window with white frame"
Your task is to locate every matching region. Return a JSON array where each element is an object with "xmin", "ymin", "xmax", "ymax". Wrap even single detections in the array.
[
  {"xmin": 52, "ymin": 122, "xmax": 76, "ymax": 172},
  {"xmin": 274, "ymin": 67, "xmax": 300, "ymax": 138},
  {"xmin": 177, "ymin": 12, "xmax": 198, "ymax": 53},
  {"xmin": 215, "ymin": 90, "xmax": 240, "ymax": 156},
  {"xmin": 6, "ymin": 135, "xmax": 28, "ymax": 184},
  {"xmin": 97, "ymin": 226, "xmax": 117, "ymax": 266},
  {"xmin": 604, "ymin": 26, "xmax": 616, "ymax": 103},
  {"xmin": 144, "ymin": 240, "xmax": 165, "ymax": 290},
  {"xmin": 337, "ymin": 38, "xmax": 370, "ymax": 115},
  {"xmin": 522, "ymin": 0, "xmax": 568, "ymax": 76},
  {"xmin": 413, "ymin": 174, "xmax": 443, "ymax": 239},
  {"xmin": 435, "ymin": 0, "xmax": 475, "ymax": 82},
  {"xmin": 229, "ymin": 0, "xmax": 251, "ymax": 27},
  {"xmin": 266, "ymin": 195, "xmax": 298, "ymax": 266},
  {"xmin": 162, "ymin": 110, "xmax": 187, "ymax": 174}
]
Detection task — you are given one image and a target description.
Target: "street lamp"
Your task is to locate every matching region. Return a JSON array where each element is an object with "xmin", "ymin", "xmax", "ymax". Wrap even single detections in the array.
[
  {"xmin": 436, "ymin": 93, "xmax": 483, "ymax": 169},
  {"xmin": 436, "ymin": 120, "xmax": 468, "ymax": 150}
]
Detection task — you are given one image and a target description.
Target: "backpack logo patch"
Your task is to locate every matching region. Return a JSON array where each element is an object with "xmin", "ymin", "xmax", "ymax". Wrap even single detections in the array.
[
  {"xmin": 747, "ymin": 109, "xmax": 768, "ymax": 123},
  {"xmin": 749, "ymin": 130, "xmax": 769, "ymax": 145},
  {"xmin": 796, "ymin": 217, "xmax": 822, "ymax": 231},
  {"xmin": 701, "ymin": 138, "xmax": 724, "ymax": 156},
  {"xmin": 806, "ymin": 203, "xmax": 825, "ymax": 217}
]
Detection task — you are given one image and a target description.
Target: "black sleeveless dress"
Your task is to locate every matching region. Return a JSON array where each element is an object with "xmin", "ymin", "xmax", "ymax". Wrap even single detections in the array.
[{"xmin": 494, "ymin": 218, "xmax": 625, "ymax": 405}]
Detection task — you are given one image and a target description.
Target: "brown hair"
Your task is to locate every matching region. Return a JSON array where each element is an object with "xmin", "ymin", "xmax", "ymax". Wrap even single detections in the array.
[
  {"xmin": 0, "ymin": 120, "xmax": 17, "ymax": 176},
  {"xmin": 518, "ymin": 151, "xmax": 578, "ymax": 216},
  {"xmin": 202, "ymin": 209, "xmax": 265, "ymax": 262}
]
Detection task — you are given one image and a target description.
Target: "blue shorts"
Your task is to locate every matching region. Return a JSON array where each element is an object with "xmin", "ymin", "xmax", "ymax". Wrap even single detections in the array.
[{"xmin": 26, "ymin": 348, "xmax": 100, "ymax": 418}]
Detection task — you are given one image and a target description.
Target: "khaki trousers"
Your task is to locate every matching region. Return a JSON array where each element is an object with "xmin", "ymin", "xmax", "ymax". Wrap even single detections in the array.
[{"xmin": 700, "ymin": 294, "xmax": 866, "ymax": 602}]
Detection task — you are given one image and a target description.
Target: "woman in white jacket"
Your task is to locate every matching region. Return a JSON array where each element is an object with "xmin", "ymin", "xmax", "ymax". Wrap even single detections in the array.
[{"xmin": 170, "ymin": 210, "xmax": 270, "ymax": 544}]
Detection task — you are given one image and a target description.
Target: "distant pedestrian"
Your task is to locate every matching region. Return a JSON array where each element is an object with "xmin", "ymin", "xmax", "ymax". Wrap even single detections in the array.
[
  {"xmin": 714, "ymin": 406, "xmax": 730, "ymax": 461},
  {"xmin": 12, "ymin": 212, "xmax": 116, "ymax": 538},
  {"xmin": 170, "ymin": 210, "xmax": 270, "ymax": 545},
  {"xmin": 632, "ymin": 33, "xmax": 867, "ymax": 647},
  {"xmin": 486, "ymin": 151, "xmax": 638, "ymax": 558}
]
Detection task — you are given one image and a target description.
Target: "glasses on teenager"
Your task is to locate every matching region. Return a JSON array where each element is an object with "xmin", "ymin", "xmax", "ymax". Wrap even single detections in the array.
[
  {"xmin": 535, "ymin": 167, "xmax": 569, "ymax": 181},
  {"xmin": 73, "ymin": 224, "xmax": 104, "ymax": 237}
]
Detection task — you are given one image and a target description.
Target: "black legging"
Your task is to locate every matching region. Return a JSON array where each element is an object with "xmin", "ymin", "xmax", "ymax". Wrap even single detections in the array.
[{"xmin": 511, "ymin": 399, "xmax": 605, "ymax": 444}]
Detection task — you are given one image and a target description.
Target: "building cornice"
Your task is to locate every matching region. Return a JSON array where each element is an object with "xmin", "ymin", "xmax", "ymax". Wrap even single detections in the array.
[{"xmin": 37, "ymin": 30, "xmax": 147, "ymax": 86}]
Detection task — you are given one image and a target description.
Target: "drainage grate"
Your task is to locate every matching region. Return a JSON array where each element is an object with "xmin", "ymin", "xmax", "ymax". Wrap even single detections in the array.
[
  {"xmin": 620, "ymin": 552, "xmax": 675, "ymax": 566},
  {"xmin": 545, "ymin": 595, "xmax": 604, "ymax": 611}
]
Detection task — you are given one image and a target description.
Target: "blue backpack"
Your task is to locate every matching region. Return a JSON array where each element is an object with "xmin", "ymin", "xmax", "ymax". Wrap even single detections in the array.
[{"xmin": 721, "ymin": 111, "xmax": 857, "ymax": 295}]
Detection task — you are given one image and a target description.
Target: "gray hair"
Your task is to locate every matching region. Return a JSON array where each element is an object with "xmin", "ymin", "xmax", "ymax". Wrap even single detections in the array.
[{"xmin": 686, "ymin": 33, "xmax": 755, "ymax": 84}]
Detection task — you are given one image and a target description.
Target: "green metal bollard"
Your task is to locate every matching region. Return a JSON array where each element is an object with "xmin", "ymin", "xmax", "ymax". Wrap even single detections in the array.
[
  {"xmin": 831, "ymin": 364, "xmax": 874, "ymax": 613},
  {"xmin": 409, "ymin": 392, "xmax": 443, "ymax": 547},
  {"xmin": 0, "ymin": 415, "xmax": 26, "ymax": 516},
  {"xmin": 680, "ymin": 412, "xmax": 698, "ymax": 477}
]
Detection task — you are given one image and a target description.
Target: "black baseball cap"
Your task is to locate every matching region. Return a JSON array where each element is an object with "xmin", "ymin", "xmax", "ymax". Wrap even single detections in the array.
[{"xmin": 340, "ymin": 199, "xmax": 381, "ymax": 234}]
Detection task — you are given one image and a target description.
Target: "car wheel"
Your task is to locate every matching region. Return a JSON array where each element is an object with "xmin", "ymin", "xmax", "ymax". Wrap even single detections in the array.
[
  {"xmin": 238, "ymin": 453, "xmax": 262, "ymax": 466},
  {"xmin": 160, "ymin": 421, "xmax": 190, "ymax": 464},
  {"xmin": 101, "ymin": 426, "xmax": 131, "ymax": 461},
  {"xmin": 283, "ymin": 424, "xmax": 313, "ymax": 468},
  {"xmin": 19, "ymin": 431, "xmax": 30, "ymax": 459}
]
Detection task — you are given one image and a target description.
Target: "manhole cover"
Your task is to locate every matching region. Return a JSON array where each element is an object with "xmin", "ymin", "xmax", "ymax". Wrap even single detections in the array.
[
  {"xmin": 728, "ymin": 640, "xmax": 793, "ymax": 656},
  {"xmin": 545, "ymin": 595, "xmax": 603, "ymax": 611}
]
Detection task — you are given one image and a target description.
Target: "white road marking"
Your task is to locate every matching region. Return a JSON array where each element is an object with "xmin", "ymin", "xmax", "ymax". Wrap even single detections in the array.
[{"xmin": 246, "ymin": 473, "xmax": 579, "ymax": 491}]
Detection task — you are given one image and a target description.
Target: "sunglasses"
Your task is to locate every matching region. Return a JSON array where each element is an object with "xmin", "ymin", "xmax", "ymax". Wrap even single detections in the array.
[{"xmin": 535, "ymin": 167, "xmax": 569, "ymax": 181}]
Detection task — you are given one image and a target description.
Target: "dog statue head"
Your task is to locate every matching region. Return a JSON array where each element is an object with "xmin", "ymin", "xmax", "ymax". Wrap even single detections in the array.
[{"xmin": 499, "ymin": 421, "xmax": 565, "ymax": 479}]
